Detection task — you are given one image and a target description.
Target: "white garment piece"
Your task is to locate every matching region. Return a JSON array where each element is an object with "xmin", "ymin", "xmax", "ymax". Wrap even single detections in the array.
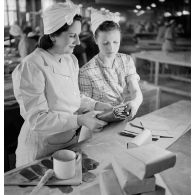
[
  {"xmin": 42, "ymin": 1, "xmax": 80, "ymax": 34},
  {"xmin": 12, "ymin": 48, "xmax": 96, "ymax": 167},
  {"xmin": 91, "ymin": 8, "xmax": 120, "ymax": 34}
]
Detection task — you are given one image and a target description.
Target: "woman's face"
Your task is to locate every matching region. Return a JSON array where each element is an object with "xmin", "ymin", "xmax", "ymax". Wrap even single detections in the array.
[
  {"xmin": 95, "ymin": 29, "xmax": 121, "ymax": 58},
  {"xmin": 54, "ymin": 20, "xmax": 81, "ymax": 54}
]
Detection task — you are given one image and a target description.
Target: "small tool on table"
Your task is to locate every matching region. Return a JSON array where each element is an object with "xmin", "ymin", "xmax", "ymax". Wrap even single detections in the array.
[
  {"xmin": 130, "ymin": 121, "xmax": 173, "ymax": 138},
  {"xmin": 30, "ymin": 169, "xmax": 54, "ymax": 195}
]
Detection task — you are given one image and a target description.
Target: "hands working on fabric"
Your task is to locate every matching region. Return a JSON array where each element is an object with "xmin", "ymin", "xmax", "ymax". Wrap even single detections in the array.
[
  {"xmin": 77, "ymin": 111, "xmax": 108, "ymax": 132},
  {"xmin": 77, "ymin": 102, "xmax": 113, "ymax": 132},
  {"xmin": 124, "ymin": 100, "xmax": 141, "ymax": 120},
  {"xmin": 94, "ymin": 101, "xmax": 113, "ymax": 111}
]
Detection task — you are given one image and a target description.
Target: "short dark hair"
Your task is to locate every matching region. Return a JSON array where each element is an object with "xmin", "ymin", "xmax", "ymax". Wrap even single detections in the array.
[
  {"xmin": 38, "ymin": 14, "xmax": 82, "ymax": 50},
  {"xmin": 23, "ymin": 26, "xmax": 33, "ymax": 35},
  {"xmin": 94, "ymin": 20, "xmax": 120, "ymax": 39}
]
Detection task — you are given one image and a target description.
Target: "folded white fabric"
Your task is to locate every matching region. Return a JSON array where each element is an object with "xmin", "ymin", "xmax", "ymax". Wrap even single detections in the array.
[
  {"xmin": 112, "ymin": 159, "xmax": 155, "ymax": 194},
  {"xmin": 91, "ymin": 8, "xmax": 120, "ymax": 34},
  {"xmin": 80, "ymin": 183, "xmax": 101, "ymax": 195},
  {"xmin": 99, "ymin": 164, "xmax": 124, "ymax": 195},
  {"xmin": 114, "ymin": 143, "xmax": 176, "ymax": 180},
  {"xmin": 128, "ymin": 129, "xmax": 153, "ymax": 147},
  {"xmin": 42, "ymin": 0, "xmax": 80, "ymax": 34}
]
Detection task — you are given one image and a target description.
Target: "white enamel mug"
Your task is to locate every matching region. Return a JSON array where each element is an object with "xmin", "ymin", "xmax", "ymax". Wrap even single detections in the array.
[{"xmin": 52, "ymin": 149, "xmax": 76, "ymax": 180}]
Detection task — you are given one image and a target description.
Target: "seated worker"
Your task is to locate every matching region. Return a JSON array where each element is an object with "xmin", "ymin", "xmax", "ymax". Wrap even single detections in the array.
[
  {"xmin": 79, "ymin": 9, "xmax": 143, "ymax": 119},
  {"xmin": 9, "ymin": 25, "xmax": 37, "ymax": 59},
  {"xmin": 12, "ymin": 2, "xmax": 111, "ymax": 167}
]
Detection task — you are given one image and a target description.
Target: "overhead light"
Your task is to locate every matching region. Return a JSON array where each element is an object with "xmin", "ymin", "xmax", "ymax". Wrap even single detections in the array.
[
  {"xmin": 133, "ymin": 9, "xmax": 138, "ymax": 13},
  {"xmin": 100, "ymin": 8, "xmax": 105, "ymax": 11},
  {"xmin": 176, "ymin": 11, "xmax": 182, "ymax": 16},
  {"xmin": 146, "ymin": 6, "xmax": 151, "ymax": 10},
  {"xmin": 159, "ymin": 0, "xmax": 165, "ymax": 2},
  {"xmin": 136, "ymin": 5, "xmax": 141, "ymax": 9},
  {"xmin": 164, "ymin": 12, "xmax": 171, "ymax": 17},
  {"xmin": 182, "ymin": 10, "xmax": 190, "ymax": 15},
  {"xmin": 151, "ymin": 3, "xmax": 156, "ymax": 8}
]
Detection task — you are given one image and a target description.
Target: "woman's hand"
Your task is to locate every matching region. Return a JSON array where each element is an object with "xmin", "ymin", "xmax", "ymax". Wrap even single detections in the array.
[
  {"xmin": 125, "ymin": 100, "xmax": 141, "ymax": 120},
  {"xmin": 94, "ymin": 102, "xmax": 113, "ymax": 111},
  {"xmin": 77, "ymin": 111, "xmax": 108, "ymax": 131}
]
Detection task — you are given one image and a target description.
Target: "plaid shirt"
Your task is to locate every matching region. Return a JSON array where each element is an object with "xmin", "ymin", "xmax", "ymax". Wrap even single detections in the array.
[{"xmin": 79, "ymin": 53, "xmax": 140, "ymax": 106}]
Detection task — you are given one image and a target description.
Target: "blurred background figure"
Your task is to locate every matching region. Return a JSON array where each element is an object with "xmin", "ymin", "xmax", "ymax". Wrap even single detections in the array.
[
  {"xmin": 162, "ymin": 20, "xmax": 177, "ymax": 52},
  {"xmin": 135, "ymin": 21, "xmax": 145, "ymax": 34},
  {"xmin": 175, "ymin": 23, "xmax": 185, "ymax": 36},
  {"xmin": 9, "ymin": 24, "xmax": 23, "ymax": 50},
  {"xmin": 145, "ymin": 21, "xmax": 155, "ymax": 33},
  {"xmin": 156, "ymin": 20, "xmax": 167, "ymax": 43},
  {"xmin": 9, "ymin": 25, "xmax": 38, "ymax": 59},
  {"xmin": 80, "ymin": 20, "xmax": 99, "ymax": 62}
]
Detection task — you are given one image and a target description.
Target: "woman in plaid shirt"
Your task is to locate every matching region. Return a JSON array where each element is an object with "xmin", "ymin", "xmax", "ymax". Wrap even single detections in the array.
[{"xmin": 79, "ymin": 9, "xmax": 143, "ymax": 119}]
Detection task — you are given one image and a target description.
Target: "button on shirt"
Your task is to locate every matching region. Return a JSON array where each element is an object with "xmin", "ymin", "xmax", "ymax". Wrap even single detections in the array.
[{"xmin": 79, "ymin": 53, "xmax": 140, "ymax": 106}]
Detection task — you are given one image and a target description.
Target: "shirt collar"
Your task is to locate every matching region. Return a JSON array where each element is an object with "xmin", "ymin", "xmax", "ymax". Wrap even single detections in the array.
[{"xmin": 96, "ymin": 54, "xmax": 116, "ymax": 68}]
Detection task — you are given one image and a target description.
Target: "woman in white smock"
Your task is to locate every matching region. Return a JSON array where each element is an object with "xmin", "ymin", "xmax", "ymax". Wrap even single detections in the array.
[{"xmin": 12, "ymin": 2, "xmax": 111, "ymax": 167}]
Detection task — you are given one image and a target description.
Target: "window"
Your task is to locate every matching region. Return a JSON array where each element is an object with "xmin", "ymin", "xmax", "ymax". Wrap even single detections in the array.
[{"xmin": 4, "ymin": 0, "xmax": 26, "ymax": 27}]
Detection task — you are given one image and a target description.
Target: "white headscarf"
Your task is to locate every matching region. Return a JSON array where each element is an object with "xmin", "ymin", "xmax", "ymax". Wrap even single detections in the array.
[
  {"xmin": 42, "ymin": 0, "xmax": 80, "ymax": 35},
  {"xmin": 91, "ymin": 8, "xmax": 120, "ymax": 34},
  {"xmin": 9, "ymin": 24, "xmax": 23, "ymax": 37}
]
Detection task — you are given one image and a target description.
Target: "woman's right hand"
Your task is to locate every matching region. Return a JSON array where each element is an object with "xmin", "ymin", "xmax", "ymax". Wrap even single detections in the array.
[{"xmin": 77, "ymin": 111, "xmax": 108, "ymax": 131}]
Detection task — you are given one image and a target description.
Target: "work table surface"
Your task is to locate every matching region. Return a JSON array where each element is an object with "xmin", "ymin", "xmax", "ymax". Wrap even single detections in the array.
[{"xmin": 5, "ymin": 100, "xmax": 191, "ymax": 195}]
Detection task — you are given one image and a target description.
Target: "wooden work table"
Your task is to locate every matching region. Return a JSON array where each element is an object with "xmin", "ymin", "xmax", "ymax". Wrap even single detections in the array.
[
  {"xmin": 132, "ymin": 51, "xmax": 191, "ymax": 97},
  {"xmin": 4, "ymin": 100, "xmax": 191, "ymax": 195}
]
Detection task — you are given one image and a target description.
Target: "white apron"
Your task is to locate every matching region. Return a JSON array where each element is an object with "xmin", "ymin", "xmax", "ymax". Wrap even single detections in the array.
[{"xmin": 12, "ymin": 48, "xmax": 95, "ymax": 167}]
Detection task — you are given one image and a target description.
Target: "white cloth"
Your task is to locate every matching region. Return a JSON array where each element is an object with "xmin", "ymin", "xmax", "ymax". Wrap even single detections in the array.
[
  {"xmin": 42, "ymin": 1, "xmax": 80, "ymax": 34},
  {"xmin": 9, "ymin": 24, "xmax": 22, "ymax": 37},
  {"xmin": 91, "ymin": 9, "xmax": 120, "ymax": 34},
  {"xmin": 12, "ymin": 48, "xmax": 96, "ymax": 167}
]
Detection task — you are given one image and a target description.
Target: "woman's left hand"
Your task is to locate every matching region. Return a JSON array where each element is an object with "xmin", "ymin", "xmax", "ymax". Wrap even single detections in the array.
[{"xmin": 94, "ymin": 102, "xmax": 113, "ymax": 111}]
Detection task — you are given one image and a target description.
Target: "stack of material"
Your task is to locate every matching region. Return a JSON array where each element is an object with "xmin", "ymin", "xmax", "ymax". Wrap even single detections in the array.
[
  {"xmin": 112, "ymin": 144, "xmax": 176, "ymax": 195},
  {"xmin": 80, "ymin": 144, "xmax": 176, "ymax": 195}
]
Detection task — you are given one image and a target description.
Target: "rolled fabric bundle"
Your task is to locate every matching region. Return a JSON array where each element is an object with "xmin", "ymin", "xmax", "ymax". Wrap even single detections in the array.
[{"xmin": 96, "ymin": 105, "xmax": 129, "ymax": 123}]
